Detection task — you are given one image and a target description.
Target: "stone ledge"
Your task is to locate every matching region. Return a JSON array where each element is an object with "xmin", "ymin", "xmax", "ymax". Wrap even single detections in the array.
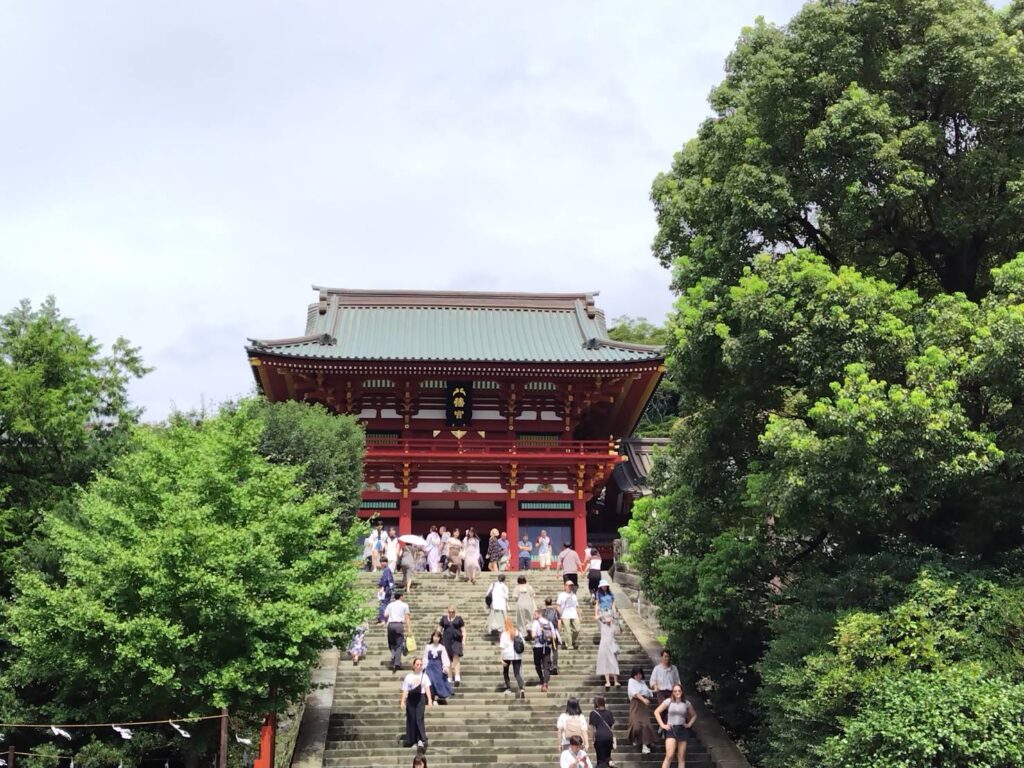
[{"xmin": 290, "ymin": 648, "xmax": 340, "ymax": 768}]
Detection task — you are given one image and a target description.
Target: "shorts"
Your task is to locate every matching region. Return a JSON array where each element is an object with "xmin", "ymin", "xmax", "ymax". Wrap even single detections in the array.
[
  {"xmin": 669, "ymin": 724, "xmax": 691, "ymax": 741},
  {"xmin": 563, "ymin": 572, "xmax": 579, "ymax": 587},
  {"xmin": 538, "ymin": 552, "xmax": 551, "ymax": 568}
]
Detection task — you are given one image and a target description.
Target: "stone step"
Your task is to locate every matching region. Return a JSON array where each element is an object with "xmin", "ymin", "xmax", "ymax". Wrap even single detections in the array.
[
  {"xmin": 324, "ymin": 754, "xmax": 710, "ymax": 766},
  {"xmin": 318, "ymin": 572, "xmax": 704, "ymax": 768}
]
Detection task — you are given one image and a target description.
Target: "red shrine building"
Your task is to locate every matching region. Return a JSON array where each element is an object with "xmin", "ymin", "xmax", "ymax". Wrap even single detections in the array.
[{"xmin": 246, "ymin": 288, "xmax": 664, "ymax": 566}]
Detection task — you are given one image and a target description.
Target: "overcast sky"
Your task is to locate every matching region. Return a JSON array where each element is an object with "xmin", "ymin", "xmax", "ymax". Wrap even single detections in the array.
[{"xmin": 0, "ymin": 1, "xmax": 806, "ymax": 419}]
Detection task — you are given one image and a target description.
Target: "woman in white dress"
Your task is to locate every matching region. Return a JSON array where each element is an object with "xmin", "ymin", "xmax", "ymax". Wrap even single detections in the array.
[
  {"xmin": 487, "ymin": 574, "xmax": 509, "ymax": 634},
  {"xmin": 463, "ymin": 528, "xmax": 481, "ymax": 584},
  {"xmin": 385, "ymin": 526, "xmax": 399, "ymax": 571},
  {"xmin": 596, "ymin": 611, "xmax": 620, "ymax": 690},
  {"xmin": 513, "ymin": 575, "xmax": 536, "ymax": 635},
  {"xmin": 425, "ymin": 525, "xmax": 442, "ymax": 573}
]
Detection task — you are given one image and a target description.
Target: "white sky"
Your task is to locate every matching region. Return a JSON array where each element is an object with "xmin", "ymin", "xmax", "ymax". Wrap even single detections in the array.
[{"xmin": 0, "ymin": 1, "xmax": 805, "ymax": 419}]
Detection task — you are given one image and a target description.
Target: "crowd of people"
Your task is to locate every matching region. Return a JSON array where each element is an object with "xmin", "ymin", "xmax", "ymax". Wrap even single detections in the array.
[
  {"xmin": 353, "ymin": 526, "xmax": 698, "ymax": 767},
  {"xmin": 363, "ymin": 522, "xmax": 564, "ymax": 581}
]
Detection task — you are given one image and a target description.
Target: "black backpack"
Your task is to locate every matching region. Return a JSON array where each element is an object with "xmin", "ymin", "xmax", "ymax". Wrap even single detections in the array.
[{"xmin": 513, "ymin": 634, "xmax": 525, "ymax": 654}]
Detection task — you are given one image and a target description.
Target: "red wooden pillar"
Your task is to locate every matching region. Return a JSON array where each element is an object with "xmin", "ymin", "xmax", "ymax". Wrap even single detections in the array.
[
  {"xmin": 253, "ymin": 714, "xmax": 275, "ymax": 768},
  {"xmin": 504, "ymin": 495, "xmax": 519, "ymax": 571},
  {"xmin": 573, "ymin": 497, "xmax": 588, "ymax": 556},
  {"xmin": 398, "ymin": 495, "xmax": 412, "ymax": 537}
]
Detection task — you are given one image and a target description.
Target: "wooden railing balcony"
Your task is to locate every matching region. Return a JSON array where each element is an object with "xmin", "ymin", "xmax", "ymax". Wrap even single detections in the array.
[{"xmin": 364, "ymin": 436, "xmax": 620, "ymax": 464}]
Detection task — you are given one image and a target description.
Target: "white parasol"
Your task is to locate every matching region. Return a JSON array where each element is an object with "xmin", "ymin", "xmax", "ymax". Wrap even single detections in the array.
[{"xmin": 398, "ymin": 534, "xmax": 428, "ymax": 547}]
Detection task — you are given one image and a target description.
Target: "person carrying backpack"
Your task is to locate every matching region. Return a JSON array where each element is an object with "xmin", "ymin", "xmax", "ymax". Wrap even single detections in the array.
[
  {"xmin": 499, "ymin": 616, "xmax": 526, "ymax": 699},
  {"xmin": 556, "ymin": 697, "xmax": 589, "ymax": 756},
  {"xmin": 530, "ymin": 607, "xmax": 558, "ymax": 692},
  {"xmin": 542, "ymin": 596, "xmax": 562, "ymax": 675}
]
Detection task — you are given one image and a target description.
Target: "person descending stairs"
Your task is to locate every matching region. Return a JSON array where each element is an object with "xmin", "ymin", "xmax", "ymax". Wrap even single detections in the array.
[{"xmin": 322, "ymin": 570, "xmax": 711, "ymax": 767}]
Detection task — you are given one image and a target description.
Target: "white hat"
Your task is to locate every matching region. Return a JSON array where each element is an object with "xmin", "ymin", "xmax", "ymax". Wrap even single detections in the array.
[{"xmin": 598, "ymin": 579, "xmax": 610, "ymax": 588}]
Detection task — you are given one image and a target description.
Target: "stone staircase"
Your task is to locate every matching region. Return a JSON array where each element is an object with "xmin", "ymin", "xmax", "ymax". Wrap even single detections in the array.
[{"xmin": 321, "ymin": 571, "xmax": 710, "ymax": 768}]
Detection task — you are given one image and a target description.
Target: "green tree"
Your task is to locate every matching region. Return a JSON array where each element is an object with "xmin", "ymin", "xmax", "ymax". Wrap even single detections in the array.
[
  {"xmin": 632, "ymin": 3, "xmax": 1024, "ymax": 759},
  {"xmin": 255, "ymin": 399, "xmax": 365, "ymax": 526},
  {"xmin": 0, "ymin": 297, "xmax": 148, "ymax": 596},
  {"xmin": 624, "ymin": 249, "xmax": 1024, "ymax": 751},
  {"xmin": 607, "ymin": 316, "xmax": 678, "ymax": 436},
  {"xmin": 651, "ymin": 0, "xmax": 1024, "ymax": 299},
  {"xmin": 0, "ymin": 400, "xmax": 366, "ymax": 761},
  {"xmin": 760, "ymin": 569, "xmax": 1024, "ymax": 768},
  {"xmin": 607, "ymin": 315, "xmax": 670, "ymax": 346}
]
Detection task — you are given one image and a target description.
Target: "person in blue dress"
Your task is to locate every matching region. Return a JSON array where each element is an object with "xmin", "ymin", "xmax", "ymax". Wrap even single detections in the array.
[
  {"xmin": 422, "ymin": 630, "xmax": 454, "ymax": 703},
  {"xmin": 377, "ymin": 563, "xmax": 394, "ymax": 625}
]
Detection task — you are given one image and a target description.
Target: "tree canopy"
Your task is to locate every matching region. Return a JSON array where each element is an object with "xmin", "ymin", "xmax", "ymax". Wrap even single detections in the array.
[
  {"xmin": 651, "ymin": 0, "xmax": 1024, "ymax": 299},
  {"xmin": 256, "ymin": 398, "xmax": 365, "ymax": 526},
  {"xmin": 628, "ymin": 1, "xmax": 1024, "ymax": 765},
  {"xmin": 0, "ymin": 297, "xmax": 148, "ymax": 597},
  {"xmin": 0, "ymin": 400, "xmax": 367, "ymax": 763},
  {"xmin": 607, "ymin": 316, "xmax": 678, "ymax": 437}
]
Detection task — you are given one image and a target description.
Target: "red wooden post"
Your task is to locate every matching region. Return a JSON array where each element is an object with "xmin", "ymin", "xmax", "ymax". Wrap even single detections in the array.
[
  {"xmin": 504, "ymin": 496, "xmax": 519, "ymax": 571},
  {"xmin": 572, "ymin": 497, "xmax": 588, "ymax": 557},
  {"xmin": 398, "ymin": 495, "xmax": 412, "ymax": 536},
  {"xmin": 253, "ymin": 712, "xmax": 276, "ymax": 768},
  {"xmin": 266, "ymin": 706, "xmax": 277, "ymax": 768}
]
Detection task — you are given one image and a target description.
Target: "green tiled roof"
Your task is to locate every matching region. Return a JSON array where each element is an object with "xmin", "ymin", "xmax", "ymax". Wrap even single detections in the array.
[{"xmin": 247, "ymin": 288, "xmax": 663, "ymax": 364}]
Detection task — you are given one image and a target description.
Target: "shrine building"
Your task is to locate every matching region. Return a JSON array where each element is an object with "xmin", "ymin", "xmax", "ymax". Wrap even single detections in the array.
[{"xmin": 245, "ymin": 287, "xmax": 664, "ymax": 566}]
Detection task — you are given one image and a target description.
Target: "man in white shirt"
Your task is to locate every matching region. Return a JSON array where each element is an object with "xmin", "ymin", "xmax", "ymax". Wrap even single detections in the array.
[
  {"xmin": 556, "ymin": 580, "xmax": 582, "ymax": 650},
  {"xmin": 560, "ymin": 735, "xmax": 592, "ymax": 767},
  {"xmin": 383, "ymin": 592, "xmax": 411, "ymax": 671},
  {"xmin": 650, "ymin": 649, "xmax": 681, "ymax": 705}
]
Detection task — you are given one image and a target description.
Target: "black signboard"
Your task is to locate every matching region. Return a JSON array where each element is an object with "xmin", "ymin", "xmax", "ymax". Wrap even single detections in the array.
[{"xmin": 445, "ymin": 381, "xmax": 473, "ymax": 427}]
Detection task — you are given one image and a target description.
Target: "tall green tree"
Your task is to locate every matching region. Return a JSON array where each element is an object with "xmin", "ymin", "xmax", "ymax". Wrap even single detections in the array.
[
  {"xmin": 629, "ymin": 2, "xmax": 1024, "ymax": 763},
  {"xmin": 651, "ymin": 0, "xmax": 1024, "ymax": 299},
  {"xmin": 255, "ymin": 399, "xmax": 365, "ymax": 526},
  {"xmin": 607, "ymin": 316, "xmax": 678, "ymax": 437},
  {"xmin": 0, "ymin": 400, "xmax": 366, "ymax": 761},
  {"xmin": 0, "ymin": 297, "xmax": 148, "ymax": 596}
]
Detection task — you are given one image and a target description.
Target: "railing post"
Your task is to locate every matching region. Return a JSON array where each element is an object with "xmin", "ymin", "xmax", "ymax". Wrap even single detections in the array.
[{"xmin": 219, "ymin": 707, "xmax": 229, "ymax": 768}]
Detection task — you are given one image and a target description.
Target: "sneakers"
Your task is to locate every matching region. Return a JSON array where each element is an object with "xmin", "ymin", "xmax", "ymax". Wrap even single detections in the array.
[{"xmin": 642, "ymin": 745, "xmax": 652, "ymax": 754}]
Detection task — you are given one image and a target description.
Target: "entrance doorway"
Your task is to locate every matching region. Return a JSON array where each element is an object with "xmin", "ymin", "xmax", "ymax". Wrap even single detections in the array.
[
  {"xmin": 518, "ymin": 519, "xmax": 574, "ymax": 569},
  {"xmin": 409, "ymin": 503, "xmax": 504, "ymax": 537}
]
